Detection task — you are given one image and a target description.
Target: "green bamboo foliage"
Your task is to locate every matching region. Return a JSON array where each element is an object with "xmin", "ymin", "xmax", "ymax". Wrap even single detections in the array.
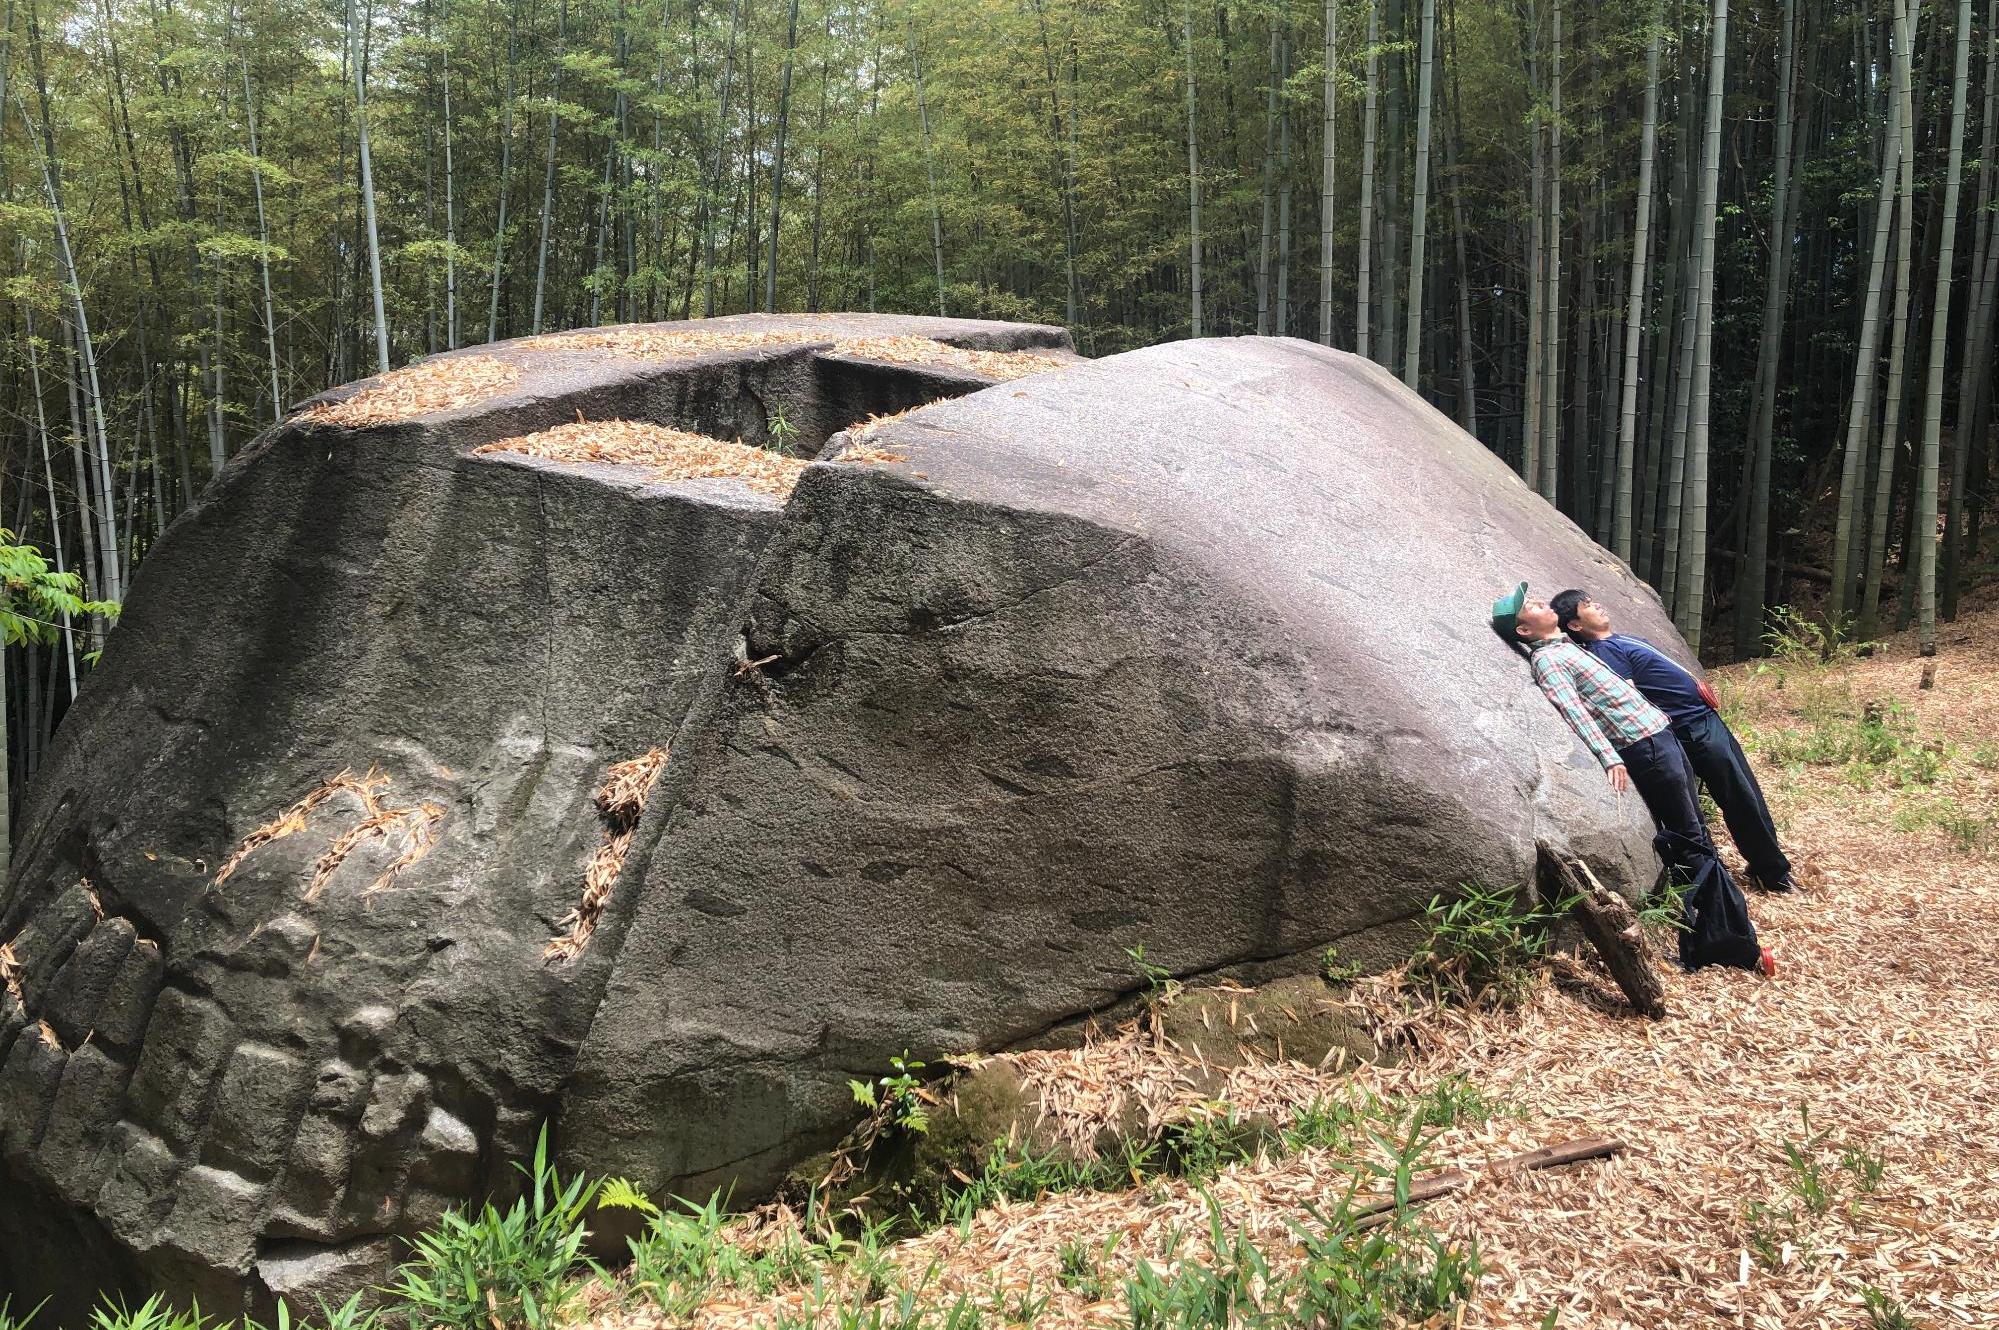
[{"xmin": 3, "ymin": 0, "xmax": 1999, "ymax": 781}]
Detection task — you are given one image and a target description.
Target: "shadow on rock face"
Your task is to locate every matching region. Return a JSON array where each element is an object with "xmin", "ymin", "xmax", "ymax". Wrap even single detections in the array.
[{"xmin": 0, "ymin": 322, "xmax": 1680, "ymax": 1321}]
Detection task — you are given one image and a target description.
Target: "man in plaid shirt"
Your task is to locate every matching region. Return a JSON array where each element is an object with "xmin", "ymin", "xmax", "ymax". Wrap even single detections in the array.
[
  {"xmin": 1551, "ymin": 587, "xmax": 1797, "ymax": 894},
  {"xmin": 1493, "ymin": 583, "xmax": 1771, "ymax": 975}
]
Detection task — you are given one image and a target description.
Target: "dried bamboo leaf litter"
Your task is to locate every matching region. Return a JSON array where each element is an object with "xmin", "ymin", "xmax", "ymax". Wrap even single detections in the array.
[
  {"xmin": 548, "ymin": 747, "xmax": 668, "ymax": 962},
  {"xmin": 295, "ymin": 355, "xmax": 521, "ymax": 428},
  {"xmin": 833, "ymin": 405, "xmax": 926, "ymax": 460},
  {"xmin": 519, "ymin": 328, "xmax": 825, "ymax": 358},
  {"xmin": 575, "ymin": 605, "xmax": 1999, "ymax": 1330},
  {"xmin": 472, "ymin": 420, "xmax": 809, "ymax": 499},
  {"xmin": 214, "ymin": 768, "xmax": 392, "ymax": 883},
  {"xmin": 519, "ymin": 327, "xmax": 1068, "ymax": 382},
  {"xmin": 827, "ymin": 334, "xmax": 1070, "ymax": 381},
  {"xmin": 216, "ymin": 767, "xmax": 447, "ymax": 901}
]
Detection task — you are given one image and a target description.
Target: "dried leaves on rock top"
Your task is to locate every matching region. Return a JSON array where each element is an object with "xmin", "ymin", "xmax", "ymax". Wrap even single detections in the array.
[
  {"xmin": 519, "ymin": 328, "xmax": 825, "ymax": 359},
  {"xmin": 832, "ymin": 405, "xmax": 923, "ymax": 465},
  {"xmin": 548, "ymin": 747, "xmax": 668, "ymax": 962},
  {"xmin": 289, "ymin": 332, "xmax": 1067, "ymax": 432},
  {"xmin": 295, "ymin": 355, "xmax": 521, "ymax": 428},
  {"xmin": 522, "ymin": 327, "xmax": 1067, "ymax": 382},
  {"xmin": 834, "ymin": 443, "xmax": 910, "ymax": 467},
  {"xmin": 473, "ymin": 420, "xmax": 809, "ymax": 499},
  {"xmin": 827, "ymin": 334, "xmax": 1070, "ymax": 382}
]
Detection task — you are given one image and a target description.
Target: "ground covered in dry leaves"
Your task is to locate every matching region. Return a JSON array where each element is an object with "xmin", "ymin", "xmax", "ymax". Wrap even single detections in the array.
[{"xmin": 580, "ymin": 603, "xmax": 1999, "ymax": 1330}]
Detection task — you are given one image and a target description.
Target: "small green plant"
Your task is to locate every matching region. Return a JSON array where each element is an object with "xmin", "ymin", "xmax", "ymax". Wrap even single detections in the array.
[
  {"xmin": 1319, "ymin": 946, "xmax": 1365, "ymax": 983},
  {"xmin": 604, "ymin": 1187, "xmax": 762, "ymax": 1314},
  {"xmin": 1744, "ymin": 1106, "xmax": 1892, "ymax": 1272},
  {"xmin": 849, "ymin": 1051, "xmax": 932, "ymax": 1136},
  {"xmin": 1286, "ymin": 1110, "xmax": 1483, "ymax": 1327},
  {"xmin": 1780, "ymin": 1104, "xmax": 1835, "ymax": 1217},
  {"xmin": 1636, "ymin": 877, "xmax": 1692, "ymax": 943},
  {"xmin": 1892, "ymin": 796, "xmax": 1992, "ymax": 852},
  {"xmin": 0, "ymin": 1299, "xmax": 44, "ymax": 1330},
  {"xmin": 1408, "ymin": 883, "xmax": 1567, "ymax": 1007},
  {"xmin": 1742, "ymin": 1198, "xmax": 1795, "ymax": 1270},
  {"xmin": 766, "ymin": 404, "xmax": 801, "ymax": 456},
  {"xmin": 390, "ymin": 1127, "xmax": 599, "ymax": 1330},
  {"xmin": 0, "ymin": 530, "xmax": 119, "ymax": 658},
  {"xmin": 1124, "ymin": 1204, "xmax": 1286, "ymax": 1329},
  {"xmin": 1001, "ymin": 1277, "xmax": 1049, "ymax": 1324},
  {"xmin": 1888, "ymin": 737, "xmax": 1948, "ymax": 788},
  {"xmin": 1860, "ymin": 1285, "xmax": 1917, "ymax": 1330},
  {"xmin": 1761, "ymin": 605, "xmax": 1868, "ymax": 670},
  {"xmin": 1056, "ymin": 1235, "xmax": 1119, "ymax": 1302},
  {"xmin": 1123, "ymin": 943, "xmax": 1179, "ymax": 1000},
  {"xmin": 1164, "ymin": 1106, "xmax": 1258, "ymax": 1180},
  {"xmin": 1842, "ymin": 1142, "xmax": 1888, "ymax": 1198},
  {"xmin": 87, "ymin": 1298, "xmax": 207, "ymax": 1330},
  {"xmin": 1281, "ymin": 1095, "xmax": 1367, "ymax": 1154},
  {"xmin": 934, "ymin": 1134, "xmax": 1156, "ymax": 1230},
  {"xmin": 1416, "ymin": 1073, "xmax": 1512, "ymax": 1129},
  {"xmin": 1781, "ymin": 1142, "xmax": 1834, "ymax": 1217},
  {"xmin": 239, "ymin": 1295, "xmax": 375, "ymax": 1330},
  {"xmin": 309, "ymin": 1295, "xmax": 379, "ymax": 1330},
  {"xmin": 834, "ymin": 1214, "xmax": 905, "ymax": 1302},
  {"xmin": 1757, "ymin": 691, "xmax": 1947, "ymax": 789}
]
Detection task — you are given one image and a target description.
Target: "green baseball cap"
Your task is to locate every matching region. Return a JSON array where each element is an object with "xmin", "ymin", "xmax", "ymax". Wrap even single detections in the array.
[{"xmin": 1491, "ymin": 581, "xmax": 1528, "ymax": 635}]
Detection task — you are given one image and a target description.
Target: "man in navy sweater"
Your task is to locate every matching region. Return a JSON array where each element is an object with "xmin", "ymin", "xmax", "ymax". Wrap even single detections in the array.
[{"xmin": 1550, "ymin": 589, "xmax": 1797, "ymax": 893}]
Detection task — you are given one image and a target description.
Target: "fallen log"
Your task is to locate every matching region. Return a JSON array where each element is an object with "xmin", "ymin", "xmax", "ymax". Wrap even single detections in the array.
[
  {"xmin": 1346, "ymin": 1136, "xmax": 1626, "ymax": 1230},
  {"xmin": 1538, "ymin": 844, "xmax": 1668, "ymax": 1018}
]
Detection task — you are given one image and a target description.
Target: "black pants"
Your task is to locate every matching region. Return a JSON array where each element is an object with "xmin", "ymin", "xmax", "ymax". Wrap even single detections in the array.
[
  {"xmin": 1674, "ymin": 709, "xmax": 1791, "ymax": 882},
  {"xmin": 1620, "ymin": 731, "xmax": 1762, "ymax": 971}
]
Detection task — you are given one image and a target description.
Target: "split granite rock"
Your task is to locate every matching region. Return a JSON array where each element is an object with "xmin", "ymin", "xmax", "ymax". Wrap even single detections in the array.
[{"xmin": 0, "ymin": 318, "xmax": 1691, "ymax": 1321}]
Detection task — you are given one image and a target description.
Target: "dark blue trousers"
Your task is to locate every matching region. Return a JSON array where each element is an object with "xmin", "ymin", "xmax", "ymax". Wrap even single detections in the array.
[
  {"xmin": 1673, "ymin": 709, "xmax": 1791, "ymax": 882},
  {"xmin": 1619, "ymin": 731, "xmax": 1762, "ymax": 971}
]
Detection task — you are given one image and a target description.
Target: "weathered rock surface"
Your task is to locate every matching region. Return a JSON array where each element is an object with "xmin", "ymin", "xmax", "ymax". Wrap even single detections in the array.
[
  {"xmin": 557, "ymin": 337, "xmax": 1677, "ymax": 1207},
  {"xmin": 0, "ymin": 322, "xmax": 1690, "ymax": 1321}
]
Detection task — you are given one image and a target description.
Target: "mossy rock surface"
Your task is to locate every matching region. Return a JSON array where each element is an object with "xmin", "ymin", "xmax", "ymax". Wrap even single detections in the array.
[
  {"xmin": 1152, "ymin": 975, "xmax": 1382, "ymax": 1073},
  {"xmin": 817, "ymin": 973, "xmax": 1389, "ymax": 1218}
]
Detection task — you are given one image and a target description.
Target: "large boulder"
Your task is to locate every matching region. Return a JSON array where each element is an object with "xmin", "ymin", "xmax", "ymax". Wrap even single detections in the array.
[{"xmin": 0, "ymin": 322, "xmax": 1686, "ymax": 1321}]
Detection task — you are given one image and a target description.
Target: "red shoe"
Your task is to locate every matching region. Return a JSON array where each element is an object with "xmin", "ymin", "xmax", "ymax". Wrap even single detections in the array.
[{"xmin": 1758, "ymin": 947, "xmax": 1778, "ymax": 978}]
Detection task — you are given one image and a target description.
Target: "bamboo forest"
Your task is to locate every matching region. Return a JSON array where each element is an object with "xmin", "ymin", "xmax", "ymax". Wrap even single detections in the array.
[
  {"xmin": 14, "ymin": 0, "xmax": 1999, "ymax": 1325},
  {"xmin": 4, "ymin": 0, "xmax": 1999, "ymax": 760}
]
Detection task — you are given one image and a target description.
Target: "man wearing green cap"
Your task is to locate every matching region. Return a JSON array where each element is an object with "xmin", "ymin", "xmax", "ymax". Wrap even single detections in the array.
[{"xmin": 1491, "ymin": 582, "xmax": 1772, "ymax": 975}]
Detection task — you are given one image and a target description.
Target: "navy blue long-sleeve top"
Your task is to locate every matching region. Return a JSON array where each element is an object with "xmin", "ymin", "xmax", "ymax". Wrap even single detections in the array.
[{"xmin": 1578, "ymin": 632, "xmax": 1711, "ymax": 726}]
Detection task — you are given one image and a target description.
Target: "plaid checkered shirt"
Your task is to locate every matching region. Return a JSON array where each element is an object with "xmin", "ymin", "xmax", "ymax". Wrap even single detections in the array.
[{"xmin": 1527, "ymin": 636, "xmax": 1669, "ymax": 770}]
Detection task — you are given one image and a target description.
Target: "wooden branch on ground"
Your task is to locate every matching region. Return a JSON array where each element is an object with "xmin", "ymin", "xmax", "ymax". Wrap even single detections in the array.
[
  {"xmin": 1538, "ymin": 844, "xmax": 1668, "ymax": 1018},
  {"xmin": 1346, "ymin": 1136, "xmax": 1626, "ymax": 1229}
]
